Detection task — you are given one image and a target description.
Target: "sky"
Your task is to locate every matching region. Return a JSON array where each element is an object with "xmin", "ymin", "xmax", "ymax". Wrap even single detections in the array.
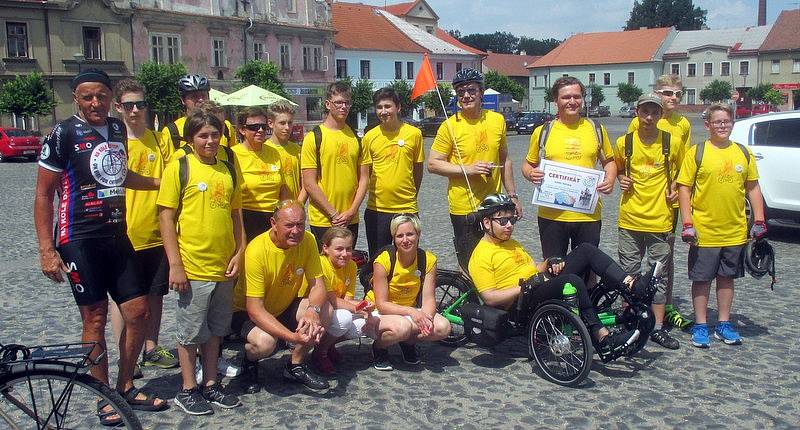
[{"xmin": 354, "ymin": 0, "xmax": 799, "ymax": 39}]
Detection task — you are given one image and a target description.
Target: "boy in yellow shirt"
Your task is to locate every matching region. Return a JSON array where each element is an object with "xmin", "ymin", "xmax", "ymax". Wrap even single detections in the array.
[
  {"xmin": 676, "ymin": 103, "xmax": 766, "ymax": 348},
  {"xmin": 266, "ymin": 102, "xmax": 306, "ymax": 202}
]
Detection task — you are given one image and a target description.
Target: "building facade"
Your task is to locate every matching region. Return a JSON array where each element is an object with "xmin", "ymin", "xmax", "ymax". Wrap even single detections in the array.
[{"xmin": 757, "ymin": 10, "xmax": 800, "ymax": 110}]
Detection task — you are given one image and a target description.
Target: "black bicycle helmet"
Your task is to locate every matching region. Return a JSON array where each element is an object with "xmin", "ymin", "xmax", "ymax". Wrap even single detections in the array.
[
  {"xmin": 744, "ymin": 238, "xmax": 776, "ymax": 288},
  {"xmin": 178, "ymin": 74, "xmax": 210, "ymax": 95},
  {"xmin": 477, "ymin": 193, "xmax": 515, "ymax": 218},
  {"xmin": 452, "ymin": 68, "xmax": 483, "ymax": 87}
]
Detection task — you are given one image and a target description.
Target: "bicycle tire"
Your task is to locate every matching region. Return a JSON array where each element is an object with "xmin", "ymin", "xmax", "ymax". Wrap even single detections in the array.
[
  {"xmin": 434, "ymin": 270, "xmax": 476, "ymax": 347},
  {"xmin": 0, "ymin": 368, "xmax": 142, "ymax": 430},
  {"xmin": 528, "ymin": 303, "xmax": 593, "ymax": 387}
]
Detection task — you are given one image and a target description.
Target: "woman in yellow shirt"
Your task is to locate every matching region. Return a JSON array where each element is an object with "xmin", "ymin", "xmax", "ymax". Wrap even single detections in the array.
[
  {"xmin": 233, "ymin": 106, "xmax": 290, "ymax": 241},
  {"xmin": 366, "ymin": 214, "xmax": 451, "ymax": 371}
]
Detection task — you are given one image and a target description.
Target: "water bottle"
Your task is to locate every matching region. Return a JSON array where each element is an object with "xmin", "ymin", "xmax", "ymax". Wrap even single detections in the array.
[{"xmin": 562, "ymin": 282, "xmax": 579, "ymax": 315}]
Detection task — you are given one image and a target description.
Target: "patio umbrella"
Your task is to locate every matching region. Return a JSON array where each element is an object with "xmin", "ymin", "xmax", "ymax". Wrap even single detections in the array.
[
  {"xmin": 219, "ymin": 84, "xmax": 297, "ymax": 107},
  {"xmin": 209, "ymin": 88, "xmax": 228, "ymax": 102}
]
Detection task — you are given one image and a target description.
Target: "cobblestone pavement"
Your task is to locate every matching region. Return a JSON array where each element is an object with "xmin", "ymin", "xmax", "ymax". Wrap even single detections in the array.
[{"xmin": 1, "ymin": 117, "xmax": 798, "ymax": 428}]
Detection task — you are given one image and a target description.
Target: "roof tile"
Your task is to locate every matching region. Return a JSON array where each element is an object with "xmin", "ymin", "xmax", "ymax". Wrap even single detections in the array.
[
  {"xmin": 531, "ymin": 27, "xmax": 673, "ymax": 68},
  {"xmin": 760, "ymin": 10, "xmax": 800, "ymax": 52},
  {"xmin": 484, "ymin": 52, "xmax": 542, "ymax": 76},
  {"xmin": 332, "ymin": 2, "xmax": 424, "ymax": 53}
]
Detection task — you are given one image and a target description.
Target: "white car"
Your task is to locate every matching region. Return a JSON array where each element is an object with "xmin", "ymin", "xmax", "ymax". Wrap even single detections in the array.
[{"xmin": 730, "ymin": 111, "xmax": 800, "ymax": 226}]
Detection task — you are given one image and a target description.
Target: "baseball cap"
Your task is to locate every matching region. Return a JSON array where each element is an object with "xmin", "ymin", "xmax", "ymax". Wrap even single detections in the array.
[{"xmin": 637, "ymin": 93, "xmax": 663, "ymax": 109}]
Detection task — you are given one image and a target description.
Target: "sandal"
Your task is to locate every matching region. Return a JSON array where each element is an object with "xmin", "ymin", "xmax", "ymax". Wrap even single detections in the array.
[
  {"xmin": 120, "ymin": 386, "xmax": 168, "ymax": 411},
  {"xmin": 96, "ymin": 399, "xmax": 122, "ymax": 427}
]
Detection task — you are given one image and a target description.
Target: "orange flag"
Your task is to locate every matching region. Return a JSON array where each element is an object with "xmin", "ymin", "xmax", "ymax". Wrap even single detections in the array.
[{"xmin": 411, "ymin": 53, "xmax": 437, "ymax": 100}]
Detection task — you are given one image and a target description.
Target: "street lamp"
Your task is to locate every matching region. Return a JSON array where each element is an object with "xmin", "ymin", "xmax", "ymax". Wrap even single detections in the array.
[{"xmin": 73, "ymin": 53, "xmax": 85, "ymax": 72}]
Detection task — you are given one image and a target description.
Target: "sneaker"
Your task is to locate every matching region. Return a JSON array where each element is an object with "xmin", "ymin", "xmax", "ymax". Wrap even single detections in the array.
[
  {"xmin": 141, "ymin": 345, "xmax": 179, "ymax": 369},
  {"xmin": 649, "ymin": 328, "xmax": 680, "ymax": 350},
  {"xmin": 240, "ymin": 359, "xmax": 261, "ymax": 394},
  {"xmin": 327, "ymin": 345, "xmax": 343, "ymax": 364},
  {"xmin": 311, "ymin": 348, "xmax": 336, "ymax": 375},
  {"xmin": 714, "ymin": 321, "xmax": 743, "ymax": 345},
  {"xmin": 283, "ymin": 362, "xmax": 330, "ymax": 391},
  {"xmin": 600, "ymin": 328, "xmax": 640, "ymax": 353},
  {"xmin": 372, "ymin": 344, "xmax": 393, "ymax": 371},
  {"xmin": 217, "ymin": 356, "xmax": 242, "ymax": 378},
  {"xmin": 133, "ymin": 363, "xmax": 143, "ymax": 380},
  {"xmin": 665, "ymin": 305, "xmax": 693, "ymax": 329},
  {"xmin": 690, "ymin": 323, "xmax": 710, "ymax": 348},
  {"xmin": 399, "ymin": 343, "xmax": 421, "ymax": 365},
  {"xmin": 174, "ymin": 387, "xmax": 213, "ymax": 416},
  {"xmin": 202, "ymin": 383, "xmax": 241, "ymax": 409}
]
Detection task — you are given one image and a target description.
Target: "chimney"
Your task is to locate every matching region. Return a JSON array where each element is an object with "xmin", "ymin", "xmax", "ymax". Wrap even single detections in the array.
[
  {"xmin": 520, "ymin": 50, "xmax": 526, "ymax": 56},
  {"xmin": 758, "ymin": 0, "xmax": 767, "ymax": 26}
]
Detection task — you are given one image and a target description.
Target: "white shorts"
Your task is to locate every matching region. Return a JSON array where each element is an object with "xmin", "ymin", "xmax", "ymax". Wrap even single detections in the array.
[{"xmin": 328, "ymin": 308, "xmax": 371, "ymax": 339}]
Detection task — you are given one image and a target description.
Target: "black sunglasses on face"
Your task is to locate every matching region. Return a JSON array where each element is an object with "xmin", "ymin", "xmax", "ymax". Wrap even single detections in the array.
[
  {"xmin": 491, "ymin": 216, "xmax": 518, "ymax": 226},
  {"xmin": 120, "ymin": 101, "xmax": 148, "ymax": 111},
  {"xmin": 244, "ymin": 123, "xmax": 268, "ymax": 131}
]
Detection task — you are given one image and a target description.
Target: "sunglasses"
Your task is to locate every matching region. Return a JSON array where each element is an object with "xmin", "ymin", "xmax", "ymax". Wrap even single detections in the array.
[
  {"xmin": 455, "ymin": 87, "xmax": 480, "ymax": 97},
  {"xmin": 120, "ymin": 101, "xmax": 148, "ymax": 111},
  {"xmin": 491, "ymin": 216, "xmax": 518, "ymax": 226},
  {"xmin": 657, "ymin": 90, "xmax": 683, "ymax": 98},
  {"xmin": 243, "ymin": 123, "xmax": 268, "ymax": 131}
]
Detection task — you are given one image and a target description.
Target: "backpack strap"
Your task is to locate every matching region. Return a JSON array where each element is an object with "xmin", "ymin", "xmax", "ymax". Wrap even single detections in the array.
[
  {"xmin": 312, "ymin": 125, "xmax": 323, "ymax": 180},
  {"xmin": 414, "ymin": 248, "xmax": 427, "ymax": 308},
  {"xmin": 662, "ymin": 131, "xmax": 671, "ymax": 185},
  {"xmin": 222, "ymin": 145, "xmax": 234, "ymax": 164},
  {"xmin": 166, "ymin": 122, "xmax": 183, "ymax": 150},
  {"xmin": 536, "ymin": 121, "xmax": 554, "ymax": 163},
  {"xmin": 624, "ymin": 132, "xmax": 634, "ymax": 178},
  {"xmin": 735, "ymin": 142, "xmax": 750, "ymax": 165},
  {"xmin": 177, "ymin": 155, "xmax": 189, "ymax": 218},
  {"xmin": 177, "ymin": 146, "xmax": 237, "ymax": 192},
  {"xmin": 222, "ymin": 123, "xmax": 231, "ymax": 143},
  {"xmin": 585, "ymin": 118, "xmax": 607, "ymax": 162}
]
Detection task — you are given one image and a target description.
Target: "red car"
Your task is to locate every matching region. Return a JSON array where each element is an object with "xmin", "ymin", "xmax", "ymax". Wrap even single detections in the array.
[
  {"xmin": 735, "ymin": 105, "xmax": 751, "ymax": 119},
  {"xmin": 751, "ymin": 104, "xmax": 779, "ymax": 116},
  {"xmin": 0, "ymin": 127, "xmax": 42, "ymax": 162}
]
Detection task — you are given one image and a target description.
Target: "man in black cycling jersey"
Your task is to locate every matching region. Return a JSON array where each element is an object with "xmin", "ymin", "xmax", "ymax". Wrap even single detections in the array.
[
  {"xmin": 33, "ymin": 69, "xmax": 167, "ymax": 422},
  {"xmin": 467, "ymin": 193, "xmax": 639, "ymax": 352}
]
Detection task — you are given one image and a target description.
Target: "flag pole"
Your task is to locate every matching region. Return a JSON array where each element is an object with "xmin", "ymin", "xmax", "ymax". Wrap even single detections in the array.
[{"xmin": 433, "ymin": 87, "xmax": 479, "ymax": 212}]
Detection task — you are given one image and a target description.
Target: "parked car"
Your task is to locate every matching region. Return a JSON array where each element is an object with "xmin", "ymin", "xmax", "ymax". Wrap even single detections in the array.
[
  {"xmin": 751, "ymin": 104, "xmax": 780, "ymax": 116},
  {"xmin": 418, "ymin": 116, "xmax": 447, "ymax": 137},
  {"xmin": 503, "ymin": 112, "xmax": 517, "ymax": 132},
  {"xmin": 515, "ymin": 112, "xmax": 553, "ymax": 134},
  {"xmin": 729, "ymin": 111, "xmax": 800, "ymax": 226},
  {"xmin": 735, "ymin": 105, "xmax": 752, "ymax": 119},
  {"xmin": 619, "ymin": 105, "xmax": 636, "ymax": 118},
  {"xmin": 587, "ymin": 105, "xmax": 611, "ymax": 117},
  {"xmin": 0, "ymin": 127, "xmax": 41, "ymax": 162},
  {"xmin": 401, "ymin": 116, "xmax": 420, "ymax": 128}
]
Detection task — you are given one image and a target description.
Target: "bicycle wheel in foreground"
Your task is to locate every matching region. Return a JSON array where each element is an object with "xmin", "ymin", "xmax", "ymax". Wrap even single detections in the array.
[
  {"xmin": 0, "ymin": 369, "xmax": 142, "ymax": 430},
  {"xmin": 434, "ymin": 269, "xmax": 476, "ymax": 347},
  {"xmin": 528, "ymin": 303, "xmax": 593, "ymax": 387}
]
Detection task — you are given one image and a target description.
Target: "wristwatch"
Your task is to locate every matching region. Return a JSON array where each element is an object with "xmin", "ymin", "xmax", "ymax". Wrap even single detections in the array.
[{"xmin": 308, "ymin": 305, "xmax": 321, "ymax": 314}]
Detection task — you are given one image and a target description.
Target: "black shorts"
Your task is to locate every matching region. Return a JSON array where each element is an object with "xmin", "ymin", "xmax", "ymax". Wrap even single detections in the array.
[
  {"xmin": 242, "ymin": 209, "xmax": 273, "ymax": 243},
  {"xmin": 310, "ymin": 224, "xmax": 358, "ymax": 252},
  {"xmin": 450, "ymin": 213, "xmax": 482, "ymax": 271},
  {"xmin": 57, "ymin": 238, "xmax": 146, "ymax": 307},
  {"xmin": 688, "ymin": 245, "xmax": 745, "ymax": 282},
  {"xmin": 230, "ymin": 297, "xmax": 303, "ymax": 339},
  {"xmin": 365, "ymin": 209, "xmax": 417, "ymax": 257},
  {"xmin": 537, "ymin": 217, "xmax": 602, "ymax": 259},
  {"xmin": 133, "ymin": 246, "xmax": 169, "ymax": 296}
]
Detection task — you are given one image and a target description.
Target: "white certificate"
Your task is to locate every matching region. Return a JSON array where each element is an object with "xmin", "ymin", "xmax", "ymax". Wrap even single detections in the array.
[{"xmin": 531, "ymin": 160, "xmax": 605, "ymax": 215}]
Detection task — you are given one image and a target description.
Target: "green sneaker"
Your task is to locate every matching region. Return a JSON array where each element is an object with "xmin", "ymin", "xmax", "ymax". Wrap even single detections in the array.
[
  {"xmin": 665, "ymin": 305, "xmax": 693, "ymax": 329},
  {"xmin": 141, "ymin": 345, "xmax": 179, "ymax": 369}
]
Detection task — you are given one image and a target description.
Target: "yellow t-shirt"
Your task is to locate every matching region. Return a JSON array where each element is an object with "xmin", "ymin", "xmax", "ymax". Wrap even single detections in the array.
[
  {"xmin": 363, "ymin": 123, "xmax": 424, "ymax": 213},
  {"xmin": 364, "ymin": 249, "xmax": 437, "ymax": 307},
  {"xmin": 156, "ymin": 154, "xmax": 242, "ymax": 281},
  {"xmin": 676, "ymin": 141, "xmax": 759, "ymax": 247},
  {"xmin": 160, "ymin": 116, "xmax": 237, "ymax": 164},
  {"xmin": 234, "ymin": 230, "xmax": 322, "ymax": 315},
  {"xmin": 231, "ymin": 143, "xmax": 284, "ymax": 212},
  {"xmin": 614, "ymin": 131, "xmax": 680, "ymax": 233},
  {"xmin": 431, "ymin": 110, "xmax": 507, "ymax": 215},
  {"xmin": 267, "ymin": 140, "xmax": 302, "ymax": 199},
  {"xmin": 298, "ymin": 256, "xmax": 357, "ymax": 299},
  {"xmin": 525, "ymin": 119, "xmax": 614, "ymax": 222},
  {"xmin": 300, "ymin": 125, "xmax": 368, "ymax": 227},
  {"xmin": 125, "ymin": 129, "xmax": 164, "ymax": 250},
  {"xmin": 468, "ymin": 238, "xmax": 538, "ymax": 293}
]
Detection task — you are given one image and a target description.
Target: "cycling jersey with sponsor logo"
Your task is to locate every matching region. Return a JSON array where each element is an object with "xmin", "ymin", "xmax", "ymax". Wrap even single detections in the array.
[{"xmin": 39, "ymin": 115, "xmax": 129, "ymax": 245}]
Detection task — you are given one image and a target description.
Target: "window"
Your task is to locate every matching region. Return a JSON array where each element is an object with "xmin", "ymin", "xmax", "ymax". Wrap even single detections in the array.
[
  {"xmin": 83, "ymin": 27, "xmax": 102, "ymax": 60},
  {"xmin": 563, "ymin": 73, "xmax": 569, "ymax": 78},
  {"xmin": 395, "ymin": 61, "xmax": 402, "ymax": 79},
  {"xmin": 336, "ymin": 59, "xmax": 347, "ymax": 79},
  {"xmin": 287, "ymin": 0, "xmax": 296, "ymax": 13},
  {"xmin": 686, "ymin": 88, "xmax": 696, "ymax": 105},
  {"xmin": 670, "ymin": 63, "xmax": 680, "ymax": 75},
  {"xmin": 436, "ymin": 62, "xmax": 443, "ymax": 80},
  {"xmin": 425, "ymin": 26, "xmax": 434, "ymax": 34},
  {"xmin": 703, "ymin": 62, "xmax": 713, "ymax": 76},
  {"xmin": 687, "ymin": 63, "xmax": 696, "ymax": 77},
  {"xmin": 212, "ymin": 38, "xmax": 225, "ymax": 67},
  {"xmin": 407, "ymin": 61, "xmax": 414, "ymax": 79},
  {"xmin": 253, "ymin": 42, "xmax": 265, "ymax": 61},
  {"xmin": 150, "ymin": 33, "xmax": 180, "ymax": 64},
  {"xmin": 793, "ymin": 59, "xmax": 800, "ymax": 73},
  {"xmin": 753, "ymin": 118, "xmax": 800, "ymax": 148},
  {"xmin": 533, "ymin": 76, "xmax": 537, "ymax": 87},
  {"xmin": 588, "ymin": 73, "xmax": 595, "ymax": 84},
  {"xmin": 771, "ymin": 59, "xmax": 780, "ymax": 74},
  {"xmin": 739, "ymin": 60, "xmax": 749, "ymax": 76},
  {"xmin": 456, "ymin": 63, "xmax": 462, "ymax": 73},
  {"xmin": 6, "ymin": 23, "xmax": 28, "ymax": 58},
  {"xmin": 360, "ymin": 60, "xmax": 370, "ymax": 79},
  {"xmin": 279, "ymin": 43, "xmax": 291, "ymax": 70},
  {"xmin": 302, "ymin": 45, "xmax": 323, "ymax": 71},
  {"xmin": 307, "ymin": 96, "xmax": 323, "ymax": 121},
  {"xmin": 721, "ymin": 61, "xmax": 730, "ymax": 77},
  {"xmin": 627, "ymin": 72, "xmax": 635, "ymax": 84},
  {"xmin": 603, "ymin": 73, "xmax": 610, "ymax": 85}
]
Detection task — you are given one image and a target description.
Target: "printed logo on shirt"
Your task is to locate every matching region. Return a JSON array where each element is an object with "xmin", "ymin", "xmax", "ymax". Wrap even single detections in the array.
[
  {"xmin": 717, "ymin": 160, "xmax": 737, "ymax": 184},
  {"xmin": 336, "ymin": 141, "xmax": 350, "ymax": 164},
  {"xmin": 209, "ymin": 179, "xmax": 230, "ymax": 209},
  {"xmin": 97, "ymin": 187, "xmax": 125, "ymax": 199},
  {"xmin": 475, "ymin": 128, "xmax": 489, "ymax": 153},
  {"xmin": 89, "ymin": 141, "xmax": 127, "ymax": 187}
]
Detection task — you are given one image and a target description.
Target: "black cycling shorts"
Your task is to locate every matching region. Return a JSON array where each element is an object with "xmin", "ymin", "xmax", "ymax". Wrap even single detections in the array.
[
  {"xmin": 242, "ymin": 209, "xmax": 273, "ymax": 242},
  {"xmin": 57, "ymin": 238, "xmax": 146, "ymax": 307},
  {"xmin": 133, "ymin": 246, "xmax": 169, "ymax": 296},
  {"xmin": 537, "ymin": 217, "xmax": 602, "ymax": 259}
]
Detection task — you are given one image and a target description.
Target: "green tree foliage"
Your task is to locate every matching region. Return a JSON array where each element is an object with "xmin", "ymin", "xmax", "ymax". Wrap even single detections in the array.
[
  {"xmin": 235, "ymin": 60, "xmax": 288, "ymax": 98},
  {"xmin": 349, "ymin": 78, "xmax": 374, "ymax": 117},
  {"xmin": 459, "ymin": 31, "xmax": 519, "ymax": 54},
  {"xmin": 586, "ymin": 84, "xmax": 605, "ymax": 106},
  {"xmin": 484, "ymin": 71, "xmax": 525, "ymax": 102},
  {"xmin": 387, "ymin": 80, "xmax": 419, "ymax": 117},
  {"xmin": 762, "ymin": 89, "xmax": 784, "ymax": 106},
  {"xmin": 517, "ymin": 37, "xmax": 561, "ymax": 55},
  {"xmin": 746, "ymin": 83, "xmax": 774, "ymax": 102},
  {"xmin": 446, "ymin": 29, "xmax": 462, "ymax": 39},
  {"xmin": 625, "ymin": 0, "xmax": 707, "ymax": 31},
  {"xmin": 617, "ymin": 82, "xmax": 644, "ymax": 105},
  {"xmin": 0, "ymin": 72, "xmax": 56, "ymax": 119},
  {"xmin": 543, "ymin": 89, "xmax": 554, "ymax": 104},
  {"xmin": 136, "ymin": 62, "xmax": 187, "ymax": 120},
  {"xmin": 699, "ymin": 80, "xmax": 732, "ymax": 102},
  {"xmin": 419, "ymin": 83, "xmax": 453, "ymax": 116}
]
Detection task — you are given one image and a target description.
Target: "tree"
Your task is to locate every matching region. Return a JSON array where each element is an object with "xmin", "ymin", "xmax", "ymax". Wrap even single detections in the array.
[
  {"xmin": 617, "ymin": 82, "xmax": 643, "ymax": 105},
  {"xmin": 517, "ymin": 37, "xmax": 561, "ymax": 55},
  {"xmin": 625, "ymin": 0, "xmax": 707, "ymax": 31},
  {"xmin": 234, "ymin": 60, "xmax": 288, "ymax": 98},
  {"xmin": 484, "ymin": 71, "xmax": 525, "ymax": 102},
  {"xmin": 747, "ymin": 83, "xmax": 773, "ymax": 102},
  {"xmin": 387, "ymin": 80, "xmax": 419, "ymax": 117},
  {"xmin": 0, "ymin": 72, "xmax": 56, "ymax": 126},
  {"xmin": 136, "ymin": 62, "xmax": 187, "ymax": 123},
  {"xmin": 446, "ymin": 29, "xmax": 462, "ymax": 40},
  {"xmin": 762, "ymin": 89, "xmax": 784, "ymax": 106},
  {"xmin": 419, "ymin": 83, "xmax": 453, "ymax": 116},
  {"xmin": 459, "ymin": 32, "xmax": 519, "ymax": 54},
  {"xmin": 543, "ymin": 89, "xmax": 554, "ymax": 104},
  {"xmin": 349, "ymin": 78, "xmax": 374, "ymax": 118},
  {"xmin": 699, "ymin": 80, "xmax": 732, "ymax": 102},
  {"xmin": 586, "ymin": 84, "xmax": 605, "ymax": 107}
]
